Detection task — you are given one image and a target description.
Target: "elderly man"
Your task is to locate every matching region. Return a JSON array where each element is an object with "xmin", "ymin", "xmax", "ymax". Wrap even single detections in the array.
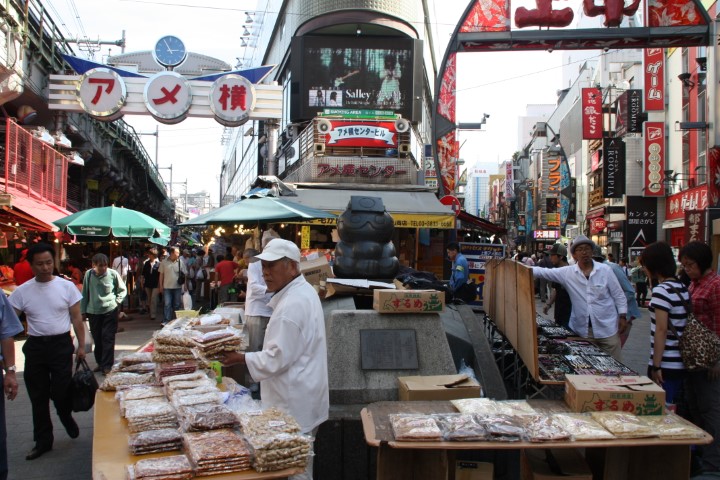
[
  {"xmin": 221, "ymin": 239, "xmax": 328, "ymax": 480},
  {"xmin": 530, "ymin": 235, "xmax": 628, "ymax": 361}
]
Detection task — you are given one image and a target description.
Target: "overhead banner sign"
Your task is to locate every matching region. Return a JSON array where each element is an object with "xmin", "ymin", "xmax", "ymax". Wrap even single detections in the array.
[
  {"xmin": 644, "ymin": 49, "xmax": 665, "ymax": 111},
  {"xmin": 582, "ymin": 88, "xmax": 603, "ymax": 139},
  {"xmin": 644, "ymin": 122, "xmax": 665, "ymax": 196},
  {"xmin": 603, "ymin": 138, "xmax": 626, "ymax": 198}
]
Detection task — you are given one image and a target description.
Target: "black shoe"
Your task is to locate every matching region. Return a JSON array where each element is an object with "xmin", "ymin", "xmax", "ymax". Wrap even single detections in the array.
[
  {"xmin": 59, "ymin": 414, "xmax": 79, "ymax": 439},
  {"xmin": 26, "ymin": 445, "xmax": 51, "ymax": 460}
]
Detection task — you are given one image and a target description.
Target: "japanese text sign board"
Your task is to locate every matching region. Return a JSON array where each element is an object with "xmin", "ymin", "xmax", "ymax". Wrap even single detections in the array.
[
  {"xmin": 565, "ymin": 375, "xmax": 665, "ymax": 415},
  {"xmin": 582, "ymin": 88, "xmax": 603, "ymax": 140},
  {"xmin": 627, "ymin": 196, "xmax": 658, "ymax": 249},
  {"xmin": 77, "ymin": 68, "xmax": 127, "ymax": 119},
  {"xmin": 644, "ymin": 122, "xmax": 665, "ymax": 196},
  {"xmin": 322, "ymin": 120, "xmax": 398, "ymax": 147},
  {"xmin": 666, "ymin": 185, "xmax": 708, "ymax": 221},
  {"xmin": 209, "ymin": 74, "xmax": 256, "ymax": 127},
  {"xmin": 615, "ymin": 89, "xmax": 643, "ymax": 136},
  {"xmin": 144, "ymin": 71, "xmax": 192, "ymax": 123},
  {"xmin": 685, "ymin": 210, "xmax": 706, "ymax": 243},
  {"xmin": 644, "ymin": 49, "xmax": 665, "ymax": 111},
  {"xmin": 505, "ymin": 160, "xmax": 515, "ymax": 201}
]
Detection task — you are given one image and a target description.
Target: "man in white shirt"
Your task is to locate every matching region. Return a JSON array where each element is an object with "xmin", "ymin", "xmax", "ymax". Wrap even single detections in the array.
[
  {"xmin": 220, "ymin": 239, "xmax": 328, "ymax": 480},
  {"xmin": 530, "ymin": 235, "xmax": 628, "ymax": 361},
  {"xmin": 9, "ymin": 243, "xmax": 85, "ymax": 461},
  {"xmin": 158, "ymin": 247, "xmax": 186, "ymax": 326}
]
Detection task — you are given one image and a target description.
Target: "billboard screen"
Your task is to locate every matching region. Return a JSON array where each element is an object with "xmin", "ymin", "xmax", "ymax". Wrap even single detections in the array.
[{"xmin": 291, "ymin": 36, "xmax": 422, "ymax": 122}]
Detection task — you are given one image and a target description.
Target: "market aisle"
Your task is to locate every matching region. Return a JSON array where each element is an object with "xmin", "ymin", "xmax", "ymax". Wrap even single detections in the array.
[{"xmin": 6, "ymin": 313, "xmax": 159, "ymax": 480}]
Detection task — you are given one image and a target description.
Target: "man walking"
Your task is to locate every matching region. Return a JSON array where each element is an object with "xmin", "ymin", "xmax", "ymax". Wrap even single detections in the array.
[
  {"xmin": 141, "ymin": 249, "xmax": 160, "ymax": 320},
  {"xmin": 220, "ymin": 239, "xmax": 328, "ymax": 480},
  {"xmin": 530, "ymin": 235, "xmax": 628, "ymax": 361},
  {"xmin": 8, "ymin": 243, "xmax": 85, "ymax": 460},
  {"xmin": 158, "ymin": 247, "xmax": 186, "ymax": 326},
  {"xmin": 447, "ymin": 242, "xmax": 471, "ymax": 302},
  {"xmin": 81, "ymin": 253, "xmax": 127, "ymax": 375}
]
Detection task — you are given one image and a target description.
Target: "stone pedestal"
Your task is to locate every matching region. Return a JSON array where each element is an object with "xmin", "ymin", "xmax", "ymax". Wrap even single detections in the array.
[{"xmin": 327, "ymin": 309, "xmax": 456, "ymax": 404}]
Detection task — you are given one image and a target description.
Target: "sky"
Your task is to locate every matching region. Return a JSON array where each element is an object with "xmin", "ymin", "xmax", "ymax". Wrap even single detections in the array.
[{"xmin": 47, "ymin": 0, "xmax": 578, "ymax": 204}]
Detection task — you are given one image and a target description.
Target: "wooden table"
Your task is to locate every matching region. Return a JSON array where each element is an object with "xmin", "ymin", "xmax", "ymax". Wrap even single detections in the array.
[
  {"xmin": 361, "ymin": 401, "xmax": 713, "ymax": 480},
  {"xmin": 92, "ymin": 391, "xmax": 303, "ymax": 480}
]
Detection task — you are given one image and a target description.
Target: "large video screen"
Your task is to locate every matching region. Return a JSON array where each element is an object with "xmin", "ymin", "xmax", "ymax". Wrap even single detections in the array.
[{"xmin": 291, "ymin": 36, "xmax": 422, "ymax": 122}]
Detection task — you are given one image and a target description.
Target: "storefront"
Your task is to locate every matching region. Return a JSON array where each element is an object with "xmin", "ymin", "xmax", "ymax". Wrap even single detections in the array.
[{"xmin": 663, "ymin": 185, "xmax": 709, "ymax": 248}]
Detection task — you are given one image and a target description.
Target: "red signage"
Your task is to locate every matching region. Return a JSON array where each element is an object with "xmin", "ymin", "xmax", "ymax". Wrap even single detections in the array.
[
  {"xmin": 591, "ymin": 149, "xmax": 600, "ymax": 172},
  {"xmin": 666, "ymin": 185, "xmax": 708, "ymax": 221},
  {"xmin": 644, "ymin": 122, "xmax": 665, "ymax": 197},
  {"xmin": 321, "ymin": 120, "xmax": 398, "ymax": 148},
  {"xmin": 644, "ymin": 49, "xmax": 665, "ymax": 111},
  {"xmin": 590, "ymin": 217, "xmax": 607, "ymax": 234},
  {"xmin": 440, "ymin": 195, "xmax": 462, "ymax": 216},
  {"xmin": 582, "ymin": 88, "xmax": 603, "ymax": 139},
  {"xmin": 685, "ymin": 210, "xmax": 706, "ymax": 243}
]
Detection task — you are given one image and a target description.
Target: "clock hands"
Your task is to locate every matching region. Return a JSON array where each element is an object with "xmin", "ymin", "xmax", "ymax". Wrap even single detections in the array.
[{"xmin": 163, "ymin": 39, "xmax": 175, "ymax": 54}]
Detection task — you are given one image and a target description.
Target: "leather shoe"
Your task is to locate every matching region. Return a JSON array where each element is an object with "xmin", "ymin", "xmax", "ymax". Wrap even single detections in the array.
[
  {"xmin": 26, "ymin": 445, "xmax": 51, "ymax": 460},
  {"xmin": 59, "ymin": 414, "xmax": 79, "ymax": 439},
  {"xmin": 92, "ymin": 365, "xmax": 102, "ymax": 373}
]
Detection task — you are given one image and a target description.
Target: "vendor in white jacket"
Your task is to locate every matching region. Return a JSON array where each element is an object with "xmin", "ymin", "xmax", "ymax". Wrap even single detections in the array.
[
  {"xmin": 221, "ymin": 239, "xmax": 328, "ymax": 480},
  {"xmin": 531, "ymin": 235, "xmax": 628, "ymax": 361}
]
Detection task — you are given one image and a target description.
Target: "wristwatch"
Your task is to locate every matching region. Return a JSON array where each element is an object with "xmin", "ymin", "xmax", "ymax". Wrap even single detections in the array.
[
  {"xmin": 650, "ymin": 365, "xmax": 661, "ymax": 372},
  {"xmin": 5, "ymin": 365, "xmax": 16, "ymax": 373}
]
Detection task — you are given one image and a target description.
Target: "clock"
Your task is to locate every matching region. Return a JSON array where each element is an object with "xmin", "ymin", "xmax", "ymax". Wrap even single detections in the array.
[{"xmin": 153, "ymin": 35, "xmax": 187, "ymax": 68}]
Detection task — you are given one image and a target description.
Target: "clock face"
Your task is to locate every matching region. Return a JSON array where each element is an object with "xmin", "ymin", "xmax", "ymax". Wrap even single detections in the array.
[{"xmin": 153, "ymin": 35, "xmax": 187, "ymax": 67}]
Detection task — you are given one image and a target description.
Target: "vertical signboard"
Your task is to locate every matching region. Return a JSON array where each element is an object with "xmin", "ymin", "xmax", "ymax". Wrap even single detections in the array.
[
  {"xmin": 547, "ymin": 156, "xmax": 561, "ymax": 197},
  {"xmin": 644, "ymin": 122, "xmax": 665, "ymax": 196},
  {"xmin": 504, "ymin": 160, "xmax": 515, "ymax": 201},
  {"xmin": 603, "ymin": 138, "xmax": 626, "ymax": 198},
  {"xmin": 644, "ymin": 49, "xmax": 665, "ymax": 111},
  {"xmin": 685, "ymin": 210, "xmax": 706, "ymax": 243},
  {"xmin": 615, "ymin": 89, "xmax": 643, "ymax": 136},
  {"xmin": 626, "ymin": 196, "xmax": 658, "ymax": 254},
  {"xmin": 582, "ymin": 88, "xmax": 603, "ymax": 139},
  {"xmin": 459, "ymin": 242, "xmax": 506, "ymax": 310}
]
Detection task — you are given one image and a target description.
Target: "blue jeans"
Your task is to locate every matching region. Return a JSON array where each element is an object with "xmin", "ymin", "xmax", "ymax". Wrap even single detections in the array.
[{"xmin": 163, "ymin": 288, "xmax": 182, "ymax": 323}]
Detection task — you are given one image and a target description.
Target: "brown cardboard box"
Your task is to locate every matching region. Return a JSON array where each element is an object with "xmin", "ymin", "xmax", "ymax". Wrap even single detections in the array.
[
  {"xmin": 521, "ymin": 449, "xmax": 592, "ymax": 480},
  {"xmin": 564, "ymin": 374, "xmax": 665, "ymax": 415},
  {"xmin": 397, "ymin": 374, "xmax": 481, "ymax": 401},
  {"xmin": 300, "ymin": 257, "xmax": 333, "ymax": 286},
  {"xmin": 373, "ymin": 289, "xmax": 445, "ymax": 313},
  {"xmin": 456, "ymin": 461, "xmax": 493, "ymax": 480}
]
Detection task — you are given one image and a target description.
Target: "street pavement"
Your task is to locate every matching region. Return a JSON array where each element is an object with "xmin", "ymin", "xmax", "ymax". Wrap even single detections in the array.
[{"xmin": 2, "ymin": 300, "xmax": 655, "ymax": 480}]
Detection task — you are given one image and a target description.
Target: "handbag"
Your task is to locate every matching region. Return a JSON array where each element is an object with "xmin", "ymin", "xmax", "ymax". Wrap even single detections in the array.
[
  {"xmin": 71, "ymin": 358, "xmax": 99, "ymax": 412},
  {"xmin": 666, "ymin": 284, "xmax": 720, "ymax": 370}
]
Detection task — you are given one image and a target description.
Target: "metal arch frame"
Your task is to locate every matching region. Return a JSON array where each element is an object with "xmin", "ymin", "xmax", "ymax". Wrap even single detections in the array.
[{"xmin": 431, "ymin": 0, "xmax": 713, "ymax": 198}]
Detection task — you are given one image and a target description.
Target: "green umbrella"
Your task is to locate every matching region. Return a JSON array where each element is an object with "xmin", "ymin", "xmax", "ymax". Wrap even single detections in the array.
[
  {"xmin": 53, "ymin": 206, "xmax": 171, "ymax": 239},
  {"xmin": 180, "ymin": 194, "xmax": 336, "ymax": 226}
]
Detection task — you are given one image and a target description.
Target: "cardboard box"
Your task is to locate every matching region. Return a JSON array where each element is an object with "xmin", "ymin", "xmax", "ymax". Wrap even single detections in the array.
[
  {"xmin": 521, "ymin": 449, "xmax": 592, "ymax": 480},
  {"xmin": 456, "ymin": 461, "xmax": 493, "ymax": 480},
  {"xmin": 373, "ymin": 289, "xmax": 445, "ymax": 313},
  {"xmin": 564, "ymin": 374, "xmax": 665, "ymax": 415},
  {"xmin": 300, "ymin": 257, "xmax": 333, "ymax": 286},
  {"xmin": 397, "ymin": 374, "xmax": 481, "ymax": 401}
]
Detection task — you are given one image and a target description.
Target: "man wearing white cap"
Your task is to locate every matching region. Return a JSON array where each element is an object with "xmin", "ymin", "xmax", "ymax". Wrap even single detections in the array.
[
  {"xmin": 530, "ymin": 235, "xmax": 628, "ymax": 361},
  {"xmin": 220, "ymin": 239, "xmax": 328, "ymax": 480}
]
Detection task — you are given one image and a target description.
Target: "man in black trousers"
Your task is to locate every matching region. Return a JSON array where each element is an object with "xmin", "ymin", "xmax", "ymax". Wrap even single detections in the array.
[{"xmin": 9, "ymin": 243, "xmax": 85, "ymax": 460}]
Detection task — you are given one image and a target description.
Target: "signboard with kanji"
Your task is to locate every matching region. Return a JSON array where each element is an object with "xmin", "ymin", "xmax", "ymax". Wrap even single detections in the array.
[
  {"xmin": 582, "ymin": 88, "xmax": 603, "ymax": 139},
  {"xmin": 685, "ymin": 210, "xmax": 706, "ymax": 243},
  {"xmin": 209, "ymin": 74, "xmax": 256, "ymax": 127}
]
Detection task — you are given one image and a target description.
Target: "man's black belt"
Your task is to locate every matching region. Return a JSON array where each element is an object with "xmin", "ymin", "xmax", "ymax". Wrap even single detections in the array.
[{"xmin": 27, "ymin": 332, "xmax": 71, "ymax": 341}]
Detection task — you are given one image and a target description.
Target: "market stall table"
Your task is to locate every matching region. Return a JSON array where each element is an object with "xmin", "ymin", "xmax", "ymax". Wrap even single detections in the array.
[
  {"xmin": 360, "ymin": 401, "xmax": 712, "ymax": 480},
  {"xmin": 92, "ymin": 391, "xmax": 303, "ymax": 480}
]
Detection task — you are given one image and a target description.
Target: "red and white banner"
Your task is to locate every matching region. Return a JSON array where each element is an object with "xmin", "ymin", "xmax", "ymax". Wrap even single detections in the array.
[
  {"xmin": 644, "ymin": 49, "xmax": 665, "ymax": 111},
  {"xmin": 666, "ymin": 185, "xmax": 708, "ymax": 221},
  {"xmin": 582, "ymin": 88, "xmax": 603, "ymax": 139},
  {"xmin": 644, "ymin": 122, "xmax": 665, "ymax": 197}
]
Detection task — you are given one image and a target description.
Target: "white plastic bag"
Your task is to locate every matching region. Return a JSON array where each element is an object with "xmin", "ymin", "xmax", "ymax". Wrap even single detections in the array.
[{"xmin": 183, "ymin": 290, "xmax": 192, "ymax": 310}]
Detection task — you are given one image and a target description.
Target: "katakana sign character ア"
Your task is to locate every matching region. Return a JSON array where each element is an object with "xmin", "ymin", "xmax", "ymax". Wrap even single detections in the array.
[{"xmin": 88, "ymin": 78, "xmax": 115, "ymax": 104}]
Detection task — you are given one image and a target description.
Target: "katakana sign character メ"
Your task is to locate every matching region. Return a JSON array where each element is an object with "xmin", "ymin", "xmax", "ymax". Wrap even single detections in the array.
[{"xmin": 153, "ymin": 84, "xmax": 181, "ymax": 105}]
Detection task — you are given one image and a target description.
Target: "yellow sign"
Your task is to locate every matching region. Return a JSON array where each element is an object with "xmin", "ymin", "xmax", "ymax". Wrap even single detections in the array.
[
  {"xmin": 291, "ymin": 212, "xmax": 455, "ymax": 229},
  {"xmin": 86, "ymin": 179, "xmax": 99, "ymax": 190},
  {"xmin": 301, "ymin": 225, "xmax": 310, "ymax": 249}
]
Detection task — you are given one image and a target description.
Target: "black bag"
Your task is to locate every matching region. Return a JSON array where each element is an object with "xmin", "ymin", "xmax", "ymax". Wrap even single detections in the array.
[
  {"xmin": 71, "ymin": 358, "xmax": 99, "ymax": 412},
  {"xmin": 177, "ymin": 271, "xmax": 186, "ymax": 285}
]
